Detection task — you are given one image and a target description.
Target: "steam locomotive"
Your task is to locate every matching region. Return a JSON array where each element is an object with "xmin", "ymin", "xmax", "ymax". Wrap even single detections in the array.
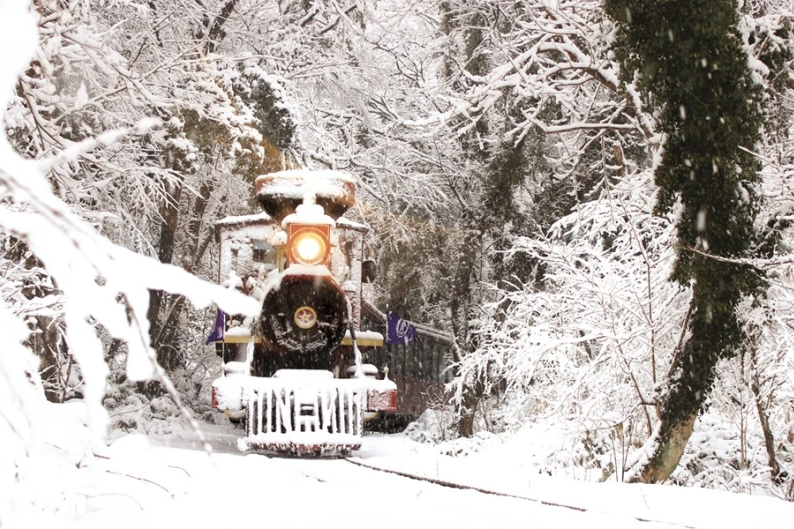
[{"xmin": 210, "ymin": 170, "xmax": 398, "ymax": 456}]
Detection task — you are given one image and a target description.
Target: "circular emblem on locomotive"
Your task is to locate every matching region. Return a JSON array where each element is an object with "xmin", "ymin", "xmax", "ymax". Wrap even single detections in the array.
[{"xmin": 294, "ymin": 306, "xmax": 318, "ymax": 329}]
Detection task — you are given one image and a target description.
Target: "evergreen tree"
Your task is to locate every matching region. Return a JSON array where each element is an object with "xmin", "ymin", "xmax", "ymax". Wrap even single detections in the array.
[{"xmin": 604, "ymin": 0, "xmax": 766, "ymax": 482}]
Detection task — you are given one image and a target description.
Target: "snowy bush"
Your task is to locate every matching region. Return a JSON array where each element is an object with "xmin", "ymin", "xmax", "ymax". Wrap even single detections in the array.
[{"xmin": 404, "ymin": 408, "xmax": 458, "ymax": 444}]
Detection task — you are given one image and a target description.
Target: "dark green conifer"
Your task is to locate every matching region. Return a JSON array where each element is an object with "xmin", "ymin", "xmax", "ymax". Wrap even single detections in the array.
[{"xmin": 603, "ymin": 0, "xmax": 765, "ymax": 482}]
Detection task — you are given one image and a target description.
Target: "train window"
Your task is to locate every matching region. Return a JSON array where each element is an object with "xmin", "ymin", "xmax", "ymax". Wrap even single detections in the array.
[
  {"xmin": 253, "ymin": 240, "xmax": 276, "ymax": 266},
  {"xmin": 362, "ymin": 259, "xmax": 377, "ymax": 283}
]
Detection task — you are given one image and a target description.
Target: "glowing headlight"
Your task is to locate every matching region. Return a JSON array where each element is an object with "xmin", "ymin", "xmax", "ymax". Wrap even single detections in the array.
[
  {"xmin": 296, "ymin": 234, "xmax": 323, "ymax": 262},
  {"xmin": 288, "ymin": 228, "xmax": 329, "ymax": 265}
]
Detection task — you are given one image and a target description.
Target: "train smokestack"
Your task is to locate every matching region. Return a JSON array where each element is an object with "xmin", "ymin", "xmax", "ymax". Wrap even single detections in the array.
[{"xmin": 255, "ymin": 170, "xmax": 356, "ymax": 223}]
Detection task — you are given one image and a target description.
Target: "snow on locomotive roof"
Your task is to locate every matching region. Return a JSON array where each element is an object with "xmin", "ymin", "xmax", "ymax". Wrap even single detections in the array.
[
  {"xmin": 255, "ymin": 170, "xmax": 356, "ymax": 221},
  {"xmin": 254, "ymin": 169, "xmax": 355, "ymax": 199},
  {"xmin": 335, "ymin": 217, "xmax": 368, "ymax": 232},
  {"xmin": 214, "ymin": 212, "xmax": 275, "ymax": 242},
  {"xmin": 215, "ymin": 212, "xmax": 272, "ymax": 227},
  {"xmin": 214, "ymin": 210, "xmax": 366, "ymax": 231}
]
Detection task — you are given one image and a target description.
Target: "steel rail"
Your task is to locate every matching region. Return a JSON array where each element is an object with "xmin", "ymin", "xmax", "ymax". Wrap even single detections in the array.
[{"xmin": 343, "ymin": 457, "xmax": 698, "ymax": 529}]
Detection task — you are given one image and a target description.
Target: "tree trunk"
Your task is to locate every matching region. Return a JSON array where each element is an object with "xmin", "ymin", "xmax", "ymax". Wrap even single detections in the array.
[
  {"xmin": 631, "ymin": 332, "xmax": 707, "ymax": 483},
  {"xmin": 457, "ymin": 376, "xmax": 484, "ymax": 438},
  {"xmin": 635, "ymin": 414, "xmax": 697, "ymax": 484},
  {"xmin": 147, "ymin": 0, "xmax": 241, "ymax": 372},
  {"xmin": 450, "ymin": 228, "xmax": 482, "ymax": 438},
  {"xmin": 631, "ymin": 259, "xmax": 749, "ymax": 482},
  {"xmin": 148, "ymin": 179, "xmax": 183, "ymax": 371},
  {"xmin": 439, "ymin": 1, "xmax": 491, "ymax": 438},
  {"xmin": 148, "ymin": 178, "xmax": 217, "ymax": 371},
  {"xmin": 748, "ymin": 342, "xmax": 783, "ymax": 482}
]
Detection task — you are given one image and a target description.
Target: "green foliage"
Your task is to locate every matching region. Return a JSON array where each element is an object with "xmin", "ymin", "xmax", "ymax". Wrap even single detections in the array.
[
  {"xmin": 602, "ymin": 3, "xmax": 779, "ymax": 486},
  {"xmin": 605, "ymin": 0, "xmax": 765, "ymax": 365},
  {"xmin": 233, "ymin": 68, "xmax": 297, "ymax": 152}
]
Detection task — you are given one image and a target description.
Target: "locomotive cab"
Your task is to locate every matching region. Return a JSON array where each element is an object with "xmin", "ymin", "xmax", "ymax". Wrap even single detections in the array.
[{"xmin": 210, "ymin": 170, "xmax": 397, "ymax": 456}]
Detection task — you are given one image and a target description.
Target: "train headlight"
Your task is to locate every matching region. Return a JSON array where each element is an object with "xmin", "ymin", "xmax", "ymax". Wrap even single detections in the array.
[
  {"xmin": 287, "ymin": 225, "xmax": 330, "ymax": 266},
  {"xmin": 295, "ymin": 232, "xmax": 324, "ymax": 263}
]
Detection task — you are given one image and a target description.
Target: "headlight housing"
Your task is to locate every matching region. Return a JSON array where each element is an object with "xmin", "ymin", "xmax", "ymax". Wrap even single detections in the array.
[{"xmin": 287, "ymin": 225, "xmax": 330, "ymax": 266}]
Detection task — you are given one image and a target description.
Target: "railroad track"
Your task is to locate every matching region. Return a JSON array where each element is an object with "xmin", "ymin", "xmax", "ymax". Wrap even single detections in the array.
[
  {"xmin": 195, "ymin": 433, "xmax": 697, "ymax": 529},
  {"xmin": 342, "ymin": 457, "xmax": 698, "ymax": 529}
]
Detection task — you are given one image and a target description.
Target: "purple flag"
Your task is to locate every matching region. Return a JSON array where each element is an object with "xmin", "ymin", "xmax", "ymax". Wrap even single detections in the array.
[
  {"xmin": 206, "ymin": 309, "xmax": 226, "ymax": 344},
  {"xmin": 387, "ymin": 311, "xmax": 416, "ymax": 345}
]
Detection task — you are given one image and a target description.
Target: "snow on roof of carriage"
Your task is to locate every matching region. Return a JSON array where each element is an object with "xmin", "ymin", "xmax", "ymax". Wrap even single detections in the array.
[
  {"xmin": 281, "ymin": 196, "xmax": 336, "ymax": 228},
  {"xmin": 215, "ymin": 212, "xmax": 272, "ymax": 227},
  {"xmin": 255, "ymin": 169, "xmax": 356, "ymax": 198},
  {"xmin": 336, "ymin": 217, "xmax": 369, "ymax": 231}
]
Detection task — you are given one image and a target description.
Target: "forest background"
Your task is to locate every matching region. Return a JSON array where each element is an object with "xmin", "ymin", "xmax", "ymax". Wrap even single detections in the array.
[{"xmin": 2, "ymin": 0, "xmax": 794, "ymax": 501}]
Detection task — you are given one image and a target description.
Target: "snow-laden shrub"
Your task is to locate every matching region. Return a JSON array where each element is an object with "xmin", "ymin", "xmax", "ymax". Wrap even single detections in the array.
[
  {"xmin": 436, "ymin": 431, "xmax": 500, "ymax": 458},
  {"xmin": 455, "ymin": 169, "xmax": 684, "ymax": 440},
  {"xmin": 404, "ymin": 408, "xmax": 457, "ymax": 444}
]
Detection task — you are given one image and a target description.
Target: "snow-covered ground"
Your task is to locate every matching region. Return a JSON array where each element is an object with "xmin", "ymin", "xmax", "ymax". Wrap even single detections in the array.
[{"xmin": 6, "ymin": 401, "xmax": 793, "ymax": 529}]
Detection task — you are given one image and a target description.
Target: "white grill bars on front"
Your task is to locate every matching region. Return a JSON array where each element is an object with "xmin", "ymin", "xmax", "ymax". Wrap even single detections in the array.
[{"xmin": 240, "ymin": 380, "xmax": 364, "ymax": 454}]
